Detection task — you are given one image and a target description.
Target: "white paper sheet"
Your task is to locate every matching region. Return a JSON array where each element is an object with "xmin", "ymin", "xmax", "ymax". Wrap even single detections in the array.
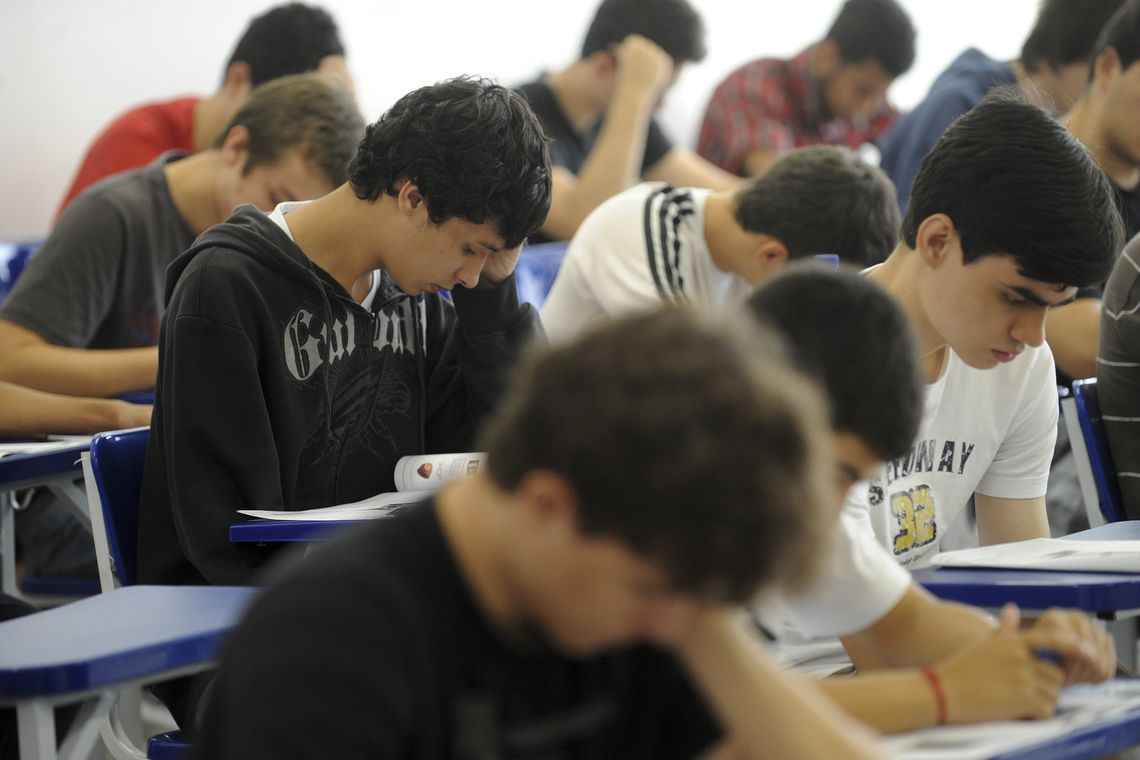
[
  {"xmin": 887, "ymin": 681, "xmax": 1140, "ymax": 759},
  {"xmin": 237, "ymin": 491, "xmax": 427, "ymax": 521},
  {"xmin": 930, "ymin": 538, "xmax": 1140, "ymax": 573}
]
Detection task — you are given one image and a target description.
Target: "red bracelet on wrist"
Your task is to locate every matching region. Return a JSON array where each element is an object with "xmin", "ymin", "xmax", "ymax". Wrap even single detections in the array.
[{"xmin": 921, "ymin": 666, "xmax": 948, "ymax": 725}]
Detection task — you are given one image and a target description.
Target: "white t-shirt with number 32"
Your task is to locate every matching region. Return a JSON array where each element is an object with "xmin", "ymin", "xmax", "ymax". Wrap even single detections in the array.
[{"xmin": 845, "ymin": 341, "xmax": 1059, "ymax": 569}]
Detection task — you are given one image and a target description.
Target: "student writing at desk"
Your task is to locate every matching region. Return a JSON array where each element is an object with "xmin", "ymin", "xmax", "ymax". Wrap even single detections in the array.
[
  {"xmin": 746, "ymin": 269, "xmax": 1115, "ymax": 734},
  {"xmin": 697, "ymin": 0, "xmax": 915, "ymax": 178},
  {"xmin": 194, "ymin": 309, "xmax": 884, "ymax": 760},
  {"xmin": 0, "ymin": 74, "xmax": 363, "ymax": 580}
]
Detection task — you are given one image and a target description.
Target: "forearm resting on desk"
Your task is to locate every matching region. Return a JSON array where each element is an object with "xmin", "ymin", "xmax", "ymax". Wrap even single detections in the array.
[
  {"xmin": 0, "ymin": 381, "xmax": 151, "ymax": 435},
  {"xmin": 0, "ymin": 321, "xmax": 157, "ymax": 396},
  {"xmin": 841, "ymin": 585, "xmax": 995, "ymax": 671},
  {"xmin": 677, "ymin": 611, "xmax": 882, "ymax": 760}
]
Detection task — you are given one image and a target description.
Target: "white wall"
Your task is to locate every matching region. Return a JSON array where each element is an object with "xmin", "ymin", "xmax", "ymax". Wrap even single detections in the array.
[{"xmin": 0, "ymin": 0, "xmax": 1038, "ymax": 239}]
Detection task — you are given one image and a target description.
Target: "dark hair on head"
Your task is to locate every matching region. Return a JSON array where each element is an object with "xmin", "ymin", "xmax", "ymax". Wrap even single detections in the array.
[
  {"xmin": 1021, "ymin": 0, "xmax": 1126, "ymax": 72},
  {"xmin": 1090, "ymin": 0, "xmax": 1140, "ymax": 74},
  {"xmin": 225, "ymin": 3, "xmax": 346, "ymax": 87},
  {"xmin": 581, "ymin": 0, "xmax": 707, "ymax": 63},
  {"xmin": 347, "ymin": 77, "xmax": 552, "ymax": 249},
  {"xmin": 481, "ymin": 308, "xmax": 834, "ymax": 602},
  {"xmin": 213, "ymin": 73, "xmax": 365, "ymax": 187},
  {"xmin": 825, "ymin": 0, "xmax": 916, "ymax": 77},
  {"xmin": 902, "ymin": 90, "xmax": 1124, "ymax": 287},
  {"xmin": 747, "ymin": 266, "xmax": 923, "ymax": 461},
  {"xmin": 734, "ymin": 146, "xmax": 900, "ymax": 267}
]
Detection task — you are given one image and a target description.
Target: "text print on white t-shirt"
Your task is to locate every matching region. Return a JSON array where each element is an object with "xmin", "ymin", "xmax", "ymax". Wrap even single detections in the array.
[{"xmin": 868, "ymin": 438, "xmax": 977, "ymax": 565}]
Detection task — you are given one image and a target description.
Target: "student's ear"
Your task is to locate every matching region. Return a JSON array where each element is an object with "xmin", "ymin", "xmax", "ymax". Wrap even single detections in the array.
[
  {"xmin": 218, "ymin": 125, "xmax": 251, "ymax": 170},
  {"xmin": 1093, "ymin": 47, "xmax": 1122, "ymax": 92},
  {"xmin": 515, "ymin": 470, "xmax": 580, "ymax": 538},
  {"xmin": 395, "ymin": 180, "xmax": 426, "ymax": 216},
  {"xmin": 220, "ymin": 61, "xmax": 253, "ymax": 99},
  {"xmin": 914, "ymin": 214, "xmax": 958, "ymax": 270},
  {"xmin": 749, "ymin": 237, "xmax": 790, "ymax": 283}
]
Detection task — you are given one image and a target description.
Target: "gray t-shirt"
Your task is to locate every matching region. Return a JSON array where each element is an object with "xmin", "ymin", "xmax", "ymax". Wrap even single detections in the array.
[
  {"xmin": 1098, "ymin": 232, "xmax": 1140, "ymax": 516},
  {"xmin": 1, "ymin": 152, "xmax": 195, "ymax": 348}
]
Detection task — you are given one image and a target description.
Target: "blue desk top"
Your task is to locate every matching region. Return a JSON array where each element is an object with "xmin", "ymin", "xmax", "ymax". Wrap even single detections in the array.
[
  {"xmin": 915, "ymin": 521, "xmax": 1140, "ymax": 614},
  {"xmin": 0, "ymin": 585, "xmax": 255, "ymax": 700},
  {"xmin": 914, "ymin": 567, "xmax": 1140, "ymax": 615},
  {"xmin": 1067, "ymin": 521, "xmax": 1140, "ymax": 541},
  {"xmin": 229, "ymin": 518, "xmax": 367, "ymax": 543},
  {"xmin": 0, "ymin": 440, "xmax": 89, "ymax": 488},
  {"xmin": 992, "ymin": 707, "xmax": 1140, "ymax": 760}
]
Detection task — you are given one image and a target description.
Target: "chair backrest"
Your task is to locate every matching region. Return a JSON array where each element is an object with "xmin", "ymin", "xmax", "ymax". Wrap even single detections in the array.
[
  {"xmin": 515, "ymin": 242, "xmax": 568, "ymax": 310},
  {"xmin": 0, "ymin": 241, "xmax": 40, "ymax": 303},
  {"xmin": 83, "ymin": 428, "xmax": 150, "ymax": 590},
  {"xmin": 1070, "ymin": 379, "xmax": 1125, "ymax": 524}
]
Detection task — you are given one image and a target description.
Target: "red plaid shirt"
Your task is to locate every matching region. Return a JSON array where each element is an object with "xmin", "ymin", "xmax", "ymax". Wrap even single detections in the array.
[{"xmin": 697, "ymin": 48, "xmax": 899, "ymax": 175}]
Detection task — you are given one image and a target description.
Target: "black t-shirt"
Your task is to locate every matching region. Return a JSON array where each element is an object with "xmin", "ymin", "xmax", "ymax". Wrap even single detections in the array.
[
  {"xmin": 192, "ymin": 499, "xmax": 721, "ymax": 760},
  {"xmin": 515, "ymin": 79, "xmax": 674, "ymax": 178}
]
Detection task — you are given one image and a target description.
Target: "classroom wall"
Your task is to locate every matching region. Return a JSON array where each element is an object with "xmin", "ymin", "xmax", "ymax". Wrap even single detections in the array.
[{"xmin": 0, "ymin": 0, "xmax": 1038, "ymax": 240}]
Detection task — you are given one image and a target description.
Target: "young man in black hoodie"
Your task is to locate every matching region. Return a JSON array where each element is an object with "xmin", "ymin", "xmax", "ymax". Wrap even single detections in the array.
[{"xmin": 138, "ymin": 77, "xmax": 552, "ymax": 586}]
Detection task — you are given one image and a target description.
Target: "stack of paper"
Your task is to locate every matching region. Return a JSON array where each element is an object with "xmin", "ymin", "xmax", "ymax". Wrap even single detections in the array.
[
  {"xmin": 238, "ymin": 491, "xmax": 427, "ymax": 521},
  {"xmin": 0, "ymin": 440, "xmax": 88, "ymax": 459},
  {"xmin": 930, "ymin": 538, "xmax": 1140, "ymax": 573}
]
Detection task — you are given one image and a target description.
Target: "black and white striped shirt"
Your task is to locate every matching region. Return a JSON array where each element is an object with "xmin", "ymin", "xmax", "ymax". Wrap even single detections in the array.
[{"xmin": 542, "ymin": 183, "xmax": 749, "ymax": 343}]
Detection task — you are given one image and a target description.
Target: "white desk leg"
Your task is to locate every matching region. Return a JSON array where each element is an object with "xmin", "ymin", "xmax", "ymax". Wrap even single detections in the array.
[
  {"xmin": 17, "ymin": 698, "xmax": 58, "ymax": 760},
  {"xmin": 1, "ymin": 491, "xmax": 18, "ymax": 599}
]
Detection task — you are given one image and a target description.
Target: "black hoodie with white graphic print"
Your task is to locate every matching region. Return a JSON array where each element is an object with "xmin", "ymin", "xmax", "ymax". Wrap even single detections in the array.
[{"xmin": 138, "ymin": 205, "xmax": 539, "ymax": 586}]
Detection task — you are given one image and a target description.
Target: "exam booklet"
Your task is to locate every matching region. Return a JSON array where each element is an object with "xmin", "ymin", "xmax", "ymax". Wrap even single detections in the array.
[
  {"xmin": 930, "ymin": 537, "xmax": 1140, "ymax": 573},
  {"xmin": 237, "ymin": 452, "xmax": 484, "ymax": 521}
]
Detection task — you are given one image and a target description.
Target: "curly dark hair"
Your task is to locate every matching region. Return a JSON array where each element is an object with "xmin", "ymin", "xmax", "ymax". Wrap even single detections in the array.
[
  {"xmin": 348, "ymin": 77, "xmax": 552, "ymax": 250},
  {"xmin": 903, "ymin": 91, "xmax": 1124, "ymax": 287},
  {"xmin": 747, "ymin": 266, "xmax": 923, "ymax": 462},
  {"xmin": 225, "ymin": 3, "xmax": 346, "ymax": 87},
  {"xmin": 480, "ymin": 308, "xmax": 834, "ymax": 603},
  {"xmin": 734, "ymin": 146, "xmax": 900, "ymax": 267}
]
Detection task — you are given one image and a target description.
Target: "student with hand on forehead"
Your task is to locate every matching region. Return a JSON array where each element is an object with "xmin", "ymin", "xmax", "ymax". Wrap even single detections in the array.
[{"xmin": 516, "ymin": 0, "xmax": 740, "ymax": 242}]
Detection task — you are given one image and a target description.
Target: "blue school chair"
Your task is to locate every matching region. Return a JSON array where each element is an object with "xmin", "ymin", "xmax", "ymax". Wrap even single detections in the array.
[
  {"xmin": 0, "ymin": 241, "xmax": 40, "ymax": 303},
  {"xmin": 82, "ymin": 428, "xmax": 195, "ymax": 759},
  {"xmin": 0, "ymin": 585, "xmax": 254, "ymax": 760},
  {"xmin": 1062, "ymin": 378, "xmax": 1125, "ymax": 526},
  {"xmin": 515, "ymin": 242, "xmax": 568, "ymax": 310},
  {"xmin": 82, "ymin": 427, "xmax": 149, "ymax": 592}
]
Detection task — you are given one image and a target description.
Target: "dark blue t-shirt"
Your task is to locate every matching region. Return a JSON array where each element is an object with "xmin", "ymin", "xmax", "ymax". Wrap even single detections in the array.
[{"xmin": 879, "ymin": 49, "xmax": 1017, "ymax": 212}]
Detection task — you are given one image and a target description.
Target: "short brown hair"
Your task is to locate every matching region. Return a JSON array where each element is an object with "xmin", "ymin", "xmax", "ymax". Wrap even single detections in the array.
[
  {"xmin": 213, "ymin": 72, "xmax": 365, "ymax": 187},
  {"xmin": 734, "ymin": 145, "xmax": 900, "ymax": 267},
  {"xmin": 480, "ymin": 307, "xmax": 834, "ymax": 603}
]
